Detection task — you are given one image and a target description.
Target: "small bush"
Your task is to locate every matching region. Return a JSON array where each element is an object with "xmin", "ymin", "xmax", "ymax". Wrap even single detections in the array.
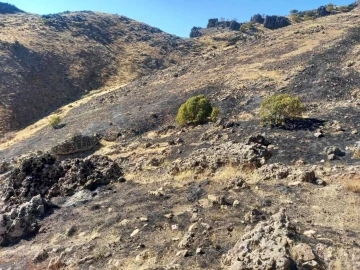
[
  {"xmin": 211, "ymin": 107, "xmax": 220, "ymax": 121},
  {"xmin": 260, "ymin": 94, "xmax": 306, "ymax": 126},
  {"xmin": 176, "ymin": 95, "xmax": 215, "ymax": 126},
  {"xmin": 49, "ymin": 116, "xmax": 61, "ymax": 128}
]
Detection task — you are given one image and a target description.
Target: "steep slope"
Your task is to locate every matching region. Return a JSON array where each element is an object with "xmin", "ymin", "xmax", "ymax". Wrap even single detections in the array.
[
  {"xmin": 1, "ymin": 8, "xmax": 360, "ymax": 161},
  {"xmin": 0, "ymin": 7, "xmax": 206, "ymax": 133}
]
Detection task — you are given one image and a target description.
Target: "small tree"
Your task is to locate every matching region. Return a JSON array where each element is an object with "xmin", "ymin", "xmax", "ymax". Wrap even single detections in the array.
[
  {"xmin": 176, "ymin": 95, "xmax": 215, "ymax": 126},
  {"xmin": 260, "ymin": 94, "xmax": 306, "ymax": 126}
]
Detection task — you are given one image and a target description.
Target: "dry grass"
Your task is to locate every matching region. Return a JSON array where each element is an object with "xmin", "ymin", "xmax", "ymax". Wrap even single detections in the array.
[{"xmin": 341, "ymin": 174, "xmax": 360, "ymax": 193}]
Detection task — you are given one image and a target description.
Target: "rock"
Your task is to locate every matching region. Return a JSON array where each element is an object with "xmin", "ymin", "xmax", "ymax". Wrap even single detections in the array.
[
  {"xmin": 352, "ymin": 129, "xmax": 358, "ymax": 135},
  {"xmin": 190, "ymin": 27, "xmax": 202, "ymax": 38},
  {"xmin": 207, "ymin": 194, "xmax": 226, "ymax": 205},
  {"xmin": 130, "ymin": 229, "xmax": 140, "ymax": 237},
  {"xmin": 32, "ymin": 249, "xmax": 49, "ymax": 263},
  {"xmin": 66, "ymin": 225, "xmax": 77, "ymax": 237},
  {"xmin": 263, "ymin": 15, "xmax": 291, "ymax": 30},
  {"xmin": 317, "ymin": 6, "xmax": 330, "ymax": 17},
  {"xmin": 246, "ymin": 134, "xmax": 270, "ymax": 146},
  {"xmin": 315, "ymin": 179, "xmax": 326, "ymax": 186},
  {"xmin": 47, "ymin": 253, "xmax": 65, "ymax": 269},
  {"xmin": 229, "ymin": 20, "xmax": 241, "ymax": 31},
  {"xmin": 250, "ymin": 14, "xmax": 264, "ymax": 24},
  {"xmin": 176, "ymin": 250, "xmax": 190, "ymax": 257},
  {"xmin": 293, "ymin": 170, "xmax": 316, "ymax": 183},
  {"xmin": 233, "ymin": 200, "xmax": 240, "ymax": 207},
  {"xmin": 4, "ymin": 154, "xmax": 122, "ymax": 204},
  {"xmin": 207, "ymin": 18, "xmax": 219, "ymax": 28},
  {"xmin": 51, "ymin": 134, "xmax": 99, "ymax": 155},
  {"xmin": 302, "ymin": 260, "xmax": 319, "ymax": 269},
  {"xmin": 227, "ymin": 177, "xmax": 248, "ymax": 190},
  {"xmin": 172, "ymin": 142, "xmax": 271, "ymax": 175},
  {"xmin": 0, "ymin": 195, "xmax": 47, "ymax": 246},
  {"xmin": 303, "ymin": 230, "xmax": 316, "ymax": 238},
  {"xmin": 257, "ymin": 163, "xmax": 290, "ymax": 180},
  {"xmin": 196, "ymin": 247, "xmax": 204, "ymax": 254},
  {"xmin": 244, "ymin": 209, "xmax": 266, "ymax": 224},
  {"xmin": 0, "ymin": 161, "xmax": 9, "ymax": 174},
  {"xmin": 314, "ymin": 132, "xmax": 324, "ymax": 138},
  {"xmin": 292, "ymin": 243, "xmax": 316, "ymax": 262},
  {"xmin": 188, "ymin": 223, "xmax": 199, "ymax": 232},
  {"xmin": 325, "ymin": 146, "xmax": 345, "ymax": 160},
  {"xmin": 164, "ymin": 213, "xmax": 174, "ymax": 219},
  {"xmin": 222, "ymin": 209, "xmax": 299, "ymax": 269},
  {"xmin": 178, "ymin": 232, "xmax": 194, "ymax": 249}
]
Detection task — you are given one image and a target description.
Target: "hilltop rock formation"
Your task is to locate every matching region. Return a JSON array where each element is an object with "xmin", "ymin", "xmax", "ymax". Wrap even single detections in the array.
[
  {"xmin": 250, "ymin": 14, "xmax": 265, "ymax": 24},
  {"xmin": 263, "ymin": 15, "xmax": 291, "ymax": 30},
  {"xmin": 190, "ymin": 27, "xmax": 202, "ymax": 38}
]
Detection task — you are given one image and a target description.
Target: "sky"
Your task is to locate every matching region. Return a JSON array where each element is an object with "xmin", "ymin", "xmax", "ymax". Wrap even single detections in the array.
[{"xmin": 5, "ymin": 0, "xmax": 356, "ymax": 37}]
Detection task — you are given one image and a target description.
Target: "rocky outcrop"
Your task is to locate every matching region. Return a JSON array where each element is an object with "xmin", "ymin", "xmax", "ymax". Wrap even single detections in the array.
[
  {"xmin": 207, "ymin": 18, "xmax": 219, "ymax": 28},
  {"xmin": 229, "ymin": 20, "xmax": 241, "ymax": 31},
  {"xmin": 317, "ymin": 6, "xmax": 330, "ymax": 17},
  {"xmin": 0, "ymin": 195, "xmax": 46, "ymax": 246},
  {"xmin": 222, "ymin": 209, "xmax": 299, "ymax": 269},
  {"xmin": 257, "ymin": 163, "xmax": 290, "ymax": 180},
  {"xmin": 51, "ymin": 134, "xmax": 99, "ymax": 155},
  {"xmin": 263, "ymin": 15, "xmax": 291, "ymax": 30},
  {"xmin": 4, "ymin": 154, "xmax": 122, "ymax": 205},
  {"xmin": 170, "ymin": 142, "xmax": 271, "ymax": 175},
  {"xmin": 250, "ymin": 14, "xmax": 264, "ymax": 24},
  {"xmin": 190, "ymin": 27, "xmax": 202, "ymax": 38}
]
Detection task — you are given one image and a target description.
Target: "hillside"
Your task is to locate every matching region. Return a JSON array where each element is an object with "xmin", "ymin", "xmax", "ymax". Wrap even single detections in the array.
[
  {"xmin": 0, "ymin": 2, "xmax": 360, "ymax": 270},
  {"xmin": 0, "ymin": 6, "xmax": 210, "ymax": 133}
]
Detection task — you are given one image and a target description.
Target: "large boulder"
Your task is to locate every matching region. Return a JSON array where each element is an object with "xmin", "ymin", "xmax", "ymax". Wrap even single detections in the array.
[
  {"xmin": 263, "ymin": 15, "xmax": 291, "ymax": 30},
  {"xmin": 229, "ymin": 20, "xmax": 241, "ymax": 31},
  {"xmin": 51, "ymin": 134, "xmax": 99, "ymax": 155},
  {"xmin": 207, "ymin": 18, "xmax": 219, "ymax": 28},
  {"xmin": 251, "ymin": 14, "xmax": 264, "ymax": 24},
  {"xmin": 317, "ymin": 6, "xmax": 330, "ymax": 17},
  {"xmin": 4, "ymin": 154, "xmax": 122, "ymax": 204},
  {"xmin": 0, "ymin": 195, "xmax": 46, "ymax": 246},
  {"xmin": 222, "ymin": 209, "xmax": 298, "ymax": 269},
  {"xmin": 190, "ymin": 27, "xmax": 202, "ymax": 38}
]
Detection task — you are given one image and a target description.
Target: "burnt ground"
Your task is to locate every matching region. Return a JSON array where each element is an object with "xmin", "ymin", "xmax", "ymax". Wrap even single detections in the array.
[{"xmin": 1, "ymin": 162, "xmax": 359, "ymax": 269}]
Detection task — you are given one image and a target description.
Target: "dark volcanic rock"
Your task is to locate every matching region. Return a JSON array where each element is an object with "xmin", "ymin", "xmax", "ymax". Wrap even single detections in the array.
[
  {"xmin": 207, "ymin": 18, "xmax": 219, "ymax": 28},
  {"xmin": 4, "ymin": 154, "xmax": 122, "ymax": 205},
  {"xmin": 190, "ymin": 27, "xmax": 202, "ymax": 38},
  {"xmin": 317, "ymin": 6, "xmax": 331, "ymax": 17},
  {"xmin": 229, "ymin": 20, "xmax": 241, "ymax": 31},
  {"xmin": 250, "ymin": 14, "xmax": 265, "ymax": 24},
  {"xmin": 51, "ymin": 134, "xmax": 99, "ymax": 155},
  {"xmin": 263, "ymin": 15, "xmax": 291, "ymax": 30}
]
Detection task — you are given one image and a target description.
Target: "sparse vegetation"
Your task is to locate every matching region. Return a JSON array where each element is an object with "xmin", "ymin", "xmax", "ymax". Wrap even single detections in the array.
[
  {"xmin": 176, "ymin": 95, "xmax": 215, "ymax": 126},
  {"xmin": 49, "ymin": 116, "xmax": 61, "ymax": 128},
  {"xmin": 260, "ymin": 94, "xmax": 306, "ymax": 126}
]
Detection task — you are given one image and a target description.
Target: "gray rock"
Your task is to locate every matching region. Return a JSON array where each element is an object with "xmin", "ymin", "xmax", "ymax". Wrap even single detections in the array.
[
  {"xmin": 33, "ymin": 249, "xmax": 49, "ymax": 263},
  {"xmin": 222, "ymin": 209, "xmax": 298, "ymax": 269},
  {"xmin": 0, "ymin": 195, "xmax": 46, "ymax": 246},
  {"xmin": 257, "ymin": 163, "xmax": 290, "ymax": 180},
  {"xmin": 51, "ymin": 134, "xmax": 99, "ymax": 155},
  {"xmin": 263, "ymin": 15, "xmax": 291, "ymax": 30}
]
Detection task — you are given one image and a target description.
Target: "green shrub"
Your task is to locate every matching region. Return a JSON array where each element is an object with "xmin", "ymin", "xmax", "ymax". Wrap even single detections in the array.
[
  {"xmin": 260, "ymin": 94, "xmax": 306, "ymax": 126},
  {"xmin": 326, "ymin": 3, "xmax": 334, "ymax": 12},
  {"xmin": 49, "ymin": 115, "xmax": 61, "ymax": 128},
  {"xmin": 176, "ymin": 95, "xmax": 214, "ymax": 126}
]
